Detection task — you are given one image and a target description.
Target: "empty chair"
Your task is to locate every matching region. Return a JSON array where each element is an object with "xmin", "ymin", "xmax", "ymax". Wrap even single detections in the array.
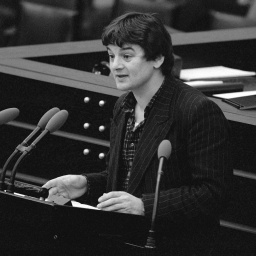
[
  {"xmin": 114, "ymin": 0, "xmax": 185, "ymax": 27},
  {"xmin": 0, "ymin": 1, "xmax": 21, "ymax": 47},
  {"xmin": 9, "ymin": 1, "xmax": 77, "ymax": 46},
  {"xmin": 24, "ymin": 0, "xmax": 79, "ymax": 10},
  {"xmin": 209, "ymin": 0, "xmax": 256, "ymax": 29}
]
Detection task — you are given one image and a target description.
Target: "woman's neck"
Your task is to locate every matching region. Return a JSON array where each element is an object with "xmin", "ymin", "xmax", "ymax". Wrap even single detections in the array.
[{"xmin": 133, "ymin": 74, "xmax": 165, "ymax": 111}]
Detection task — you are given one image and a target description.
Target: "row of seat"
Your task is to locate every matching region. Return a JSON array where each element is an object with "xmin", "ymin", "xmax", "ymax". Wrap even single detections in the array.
[
  {"xmin": 0, "ymin": 0, "xmax": 88, "ymax": 47},
  {"xmin": 112, "ymin": 0, "xmax": 256, "ymax": 31},
  {"xmin": 0, "ymin": 0, "xmax": 255, "ymax": 47}
]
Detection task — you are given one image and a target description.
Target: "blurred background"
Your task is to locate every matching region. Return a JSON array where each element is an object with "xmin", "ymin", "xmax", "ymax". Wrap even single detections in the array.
[{"xmin": 0, "ymin": 0, "xmax": 255, "ymax": 47}]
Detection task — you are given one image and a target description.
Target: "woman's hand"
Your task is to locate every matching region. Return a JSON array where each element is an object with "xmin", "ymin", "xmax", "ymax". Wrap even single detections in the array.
[
  {"xmin": 43, "ymin": 174, "xmax": 88, "ymax": 200},
  {"xmin": 97, "ymin": 191, "xmax": 145, "ymax": 215}
]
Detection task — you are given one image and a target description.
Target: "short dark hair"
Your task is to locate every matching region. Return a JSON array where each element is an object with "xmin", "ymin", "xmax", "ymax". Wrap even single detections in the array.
[{"xmin": 102, "ymin": 12, "xmax": 174, "ymax": 76}]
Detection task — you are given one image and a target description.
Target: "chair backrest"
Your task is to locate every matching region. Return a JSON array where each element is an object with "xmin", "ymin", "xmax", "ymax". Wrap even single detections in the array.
[
  {"xmin": 0, "ymin": 1, "xmax": 21, "ymax": 28},
  {"xmin": 23, "ymin": 0, "xmax": 78, "ymax": 10},
  {"xmin": 114, "ymin": 0, "xmax": 181, "ymax": 26},
  {"xmin": 15, "ymin": 2, "xmax": 76, "ymax": 46},
  {"xmin": 247, "ymin": 0, "xmax": 256, "ymax": 19},
  {"xmin": 209, "ymin": 0, "xmax": 256, "ymax": 29}
]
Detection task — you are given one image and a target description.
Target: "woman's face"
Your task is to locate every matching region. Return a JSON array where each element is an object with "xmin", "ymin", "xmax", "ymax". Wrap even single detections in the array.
[{"xmin": 107, "ymin": 44, "xmax": 158, "ymax": 94}]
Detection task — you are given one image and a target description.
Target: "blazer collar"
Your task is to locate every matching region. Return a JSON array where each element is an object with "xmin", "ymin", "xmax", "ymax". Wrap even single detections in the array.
[
  {"xmin": 128, "ymin": 76, "xmax": 177, "ymax": 194},
  {"xmin": 113, "ymin": 76, "xmax": 177, "ymax": 124}
]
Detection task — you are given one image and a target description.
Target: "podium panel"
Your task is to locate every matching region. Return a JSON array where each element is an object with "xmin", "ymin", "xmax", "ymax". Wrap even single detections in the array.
[{"xmin": 0, "ymin": 191, "xmax": 150, "ymax": 255}]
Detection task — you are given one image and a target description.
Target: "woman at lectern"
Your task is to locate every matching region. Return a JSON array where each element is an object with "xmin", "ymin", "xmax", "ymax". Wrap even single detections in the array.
[{"xmin": 43, "ymin": 12, "xmax": 233, "ymax": 256}]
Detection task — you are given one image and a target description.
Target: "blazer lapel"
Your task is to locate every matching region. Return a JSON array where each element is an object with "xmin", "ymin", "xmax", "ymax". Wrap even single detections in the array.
[
  {"xmin": 106, "ymin": 102, "xmax": 128, "ymax": 191},
  {"xmin": 128, "ymin": 78, "xmax": 176, "ymax": 194}
]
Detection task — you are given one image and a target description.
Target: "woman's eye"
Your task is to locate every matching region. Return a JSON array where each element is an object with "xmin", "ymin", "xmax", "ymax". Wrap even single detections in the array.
[
  {"xmin": 123, "ymin": 54, "xmax": 131, "ymax": 60},
  {"xmin": 108, "ymin": 54, "xmax": 114, "ymax": 60}
]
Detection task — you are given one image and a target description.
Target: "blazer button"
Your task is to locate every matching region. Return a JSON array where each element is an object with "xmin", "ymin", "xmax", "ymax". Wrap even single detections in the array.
[{"xmin": 130, "ymin": 143, "xmax": 135, "ymax": 148}]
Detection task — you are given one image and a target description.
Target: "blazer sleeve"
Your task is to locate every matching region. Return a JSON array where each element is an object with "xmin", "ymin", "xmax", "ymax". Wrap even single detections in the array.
[{"xmin": 142, "ymin": 97, "xmax": 233, "ymax": 223}]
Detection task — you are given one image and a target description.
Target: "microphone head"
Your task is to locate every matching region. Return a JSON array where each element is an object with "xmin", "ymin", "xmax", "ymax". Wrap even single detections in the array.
[
  {"xmin": 158, "ymin": 140, "xmax": 172, "ymax": 160},
  {"xmin": 37, "ymin": 107, "xmax": 60, "ymax": 129},
  {"xmin": 45, "ymin": 110, "xmax": 69, "ymax": 133},
  {"xmin": 0, "ymin": 108, "xmax": 20, "ymax": 125}
]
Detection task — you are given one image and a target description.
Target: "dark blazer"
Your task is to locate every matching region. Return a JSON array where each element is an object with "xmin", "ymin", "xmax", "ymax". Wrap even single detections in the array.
[{"xmin": 86, "ymin": 75, "xmax": 233, "ymax": 255}]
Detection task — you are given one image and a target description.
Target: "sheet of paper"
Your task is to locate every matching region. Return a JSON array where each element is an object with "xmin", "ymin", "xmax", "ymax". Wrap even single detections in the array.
[
  {"xmin": 213, "ymin": 90, "xmax": 256, "ymax": 99},
  {"xmin": 185, "ymin": 80, "xmax": 223, "ymax": 87},
  {"xmin": 71, "ymin": 200, "xmax": 100, "ymax": 210},
  {"xmin": 14, "ymin": 192, "xmax": 25, "ymax": 197},
  {"xmin": 180, "ymin": 66, "xmax": 256, "ymax": 81}
]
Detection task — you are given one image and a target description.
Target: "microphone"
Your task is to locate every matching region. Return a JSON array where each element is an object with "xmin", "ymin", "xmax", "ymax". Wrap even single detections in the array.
[
  {"xmin": 18, "ymin": 107, "xmax": 60, "ymax": 148},
  {"xmin": 0, "ymin": 108, "xmax": 20, "ymax": 125},
  {"xmin": 0, "ymin": 107, "xmax": 60, "ymax": 191},
  {"xmin": 145, "ymin": 140, "xmax": 172, "ymax": 249},
  {"xmin": 26, "ymin": 109, "xmax": 69, "ymax": 151},
  {"xmin": 6, "ymin": 110, "xmax": 69, "ymax": 193}
]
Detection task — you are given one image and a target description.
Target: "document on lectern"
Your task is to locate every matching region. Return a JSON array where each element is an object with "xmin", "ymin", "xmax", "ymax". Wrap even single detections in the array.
[
  {"xmin": 46, "ymin": 194, "xmax": 99, "ymax": 209},
  {"xmin": 71, "ymin": 200, "xmax": 100, "ymax": 210}
]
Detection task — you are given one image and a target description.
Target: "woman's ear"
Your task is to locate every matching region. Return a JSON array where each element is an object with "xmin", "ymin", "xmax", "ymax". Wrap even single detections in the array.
[{"xmin": 153, "ymin": 55, "xmax": 165, "ymax": 69}]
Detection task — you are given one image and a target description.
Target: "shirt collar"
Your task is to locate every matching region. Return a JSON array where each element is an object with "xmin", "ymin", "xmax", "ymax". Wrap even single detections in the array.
[
  {"xmin": 121, "ymin": 92, "xmax": 136, "ymax": 113},
  {"xmin": 121, "ymin": 79, "xmax": 165, "ymax": 118}
]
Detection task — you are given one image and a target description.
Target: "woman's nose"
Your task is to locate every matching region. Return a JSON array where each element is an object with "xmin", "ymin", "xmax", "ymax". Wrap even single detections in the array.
[{"xmin": 111, "ymin": 57, "xmax": 123, "ymax": 70}]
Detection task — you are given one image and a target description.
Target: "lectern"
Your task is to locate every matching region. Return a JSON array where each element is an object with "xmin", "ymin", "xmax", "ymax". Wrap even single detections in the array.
[{"xmin": 0, "ymin": 190, "xmax": 150, "ymax": 256}]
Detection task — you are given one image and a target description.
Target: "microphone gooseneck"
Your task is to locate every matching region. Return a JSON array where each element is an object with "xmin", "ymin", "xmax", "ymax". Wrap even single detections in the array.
[
  {"xmin": 6, "ymin": 110, "xmax": 69, "ymax": 193},
  {"xmin": 0, "ymin": 108, "xmax": 60, "ymax": 191},
  {"xmin": 0, "ymin": 108, "xmax": 20, "ymax": 191},
  {"xmin": 145, "ymin": 140, "xmax": 172, "ymax": 249}
]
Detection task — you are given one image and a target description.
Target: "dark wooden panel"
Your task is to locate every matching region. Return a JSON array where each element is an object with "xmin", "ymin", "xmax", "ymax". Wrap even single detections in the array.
[
  {"xmin": 214, "ymin": 226, "xmax": 256, "ymax": 256},
  {"xmin": 173, "ymin": 39, "xmax": 256, "ymax": 70},
  {"xmin": 230, "ymin": 121, "xmax": 256, "ymax": 173},
  {"xmin": 0, "ymin": 71, "xmax": 117, "ymax": 140},
  {"xmin": 221, "ymin": 174, "xmax": 256, "ymax": 227},
  {"xmin": 27, "ymin": 51, "xmax": 109, "ymax": 73},
  {"xmin": 0, "ymin": 125, "xmax": 108, "ymax": 180}
]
